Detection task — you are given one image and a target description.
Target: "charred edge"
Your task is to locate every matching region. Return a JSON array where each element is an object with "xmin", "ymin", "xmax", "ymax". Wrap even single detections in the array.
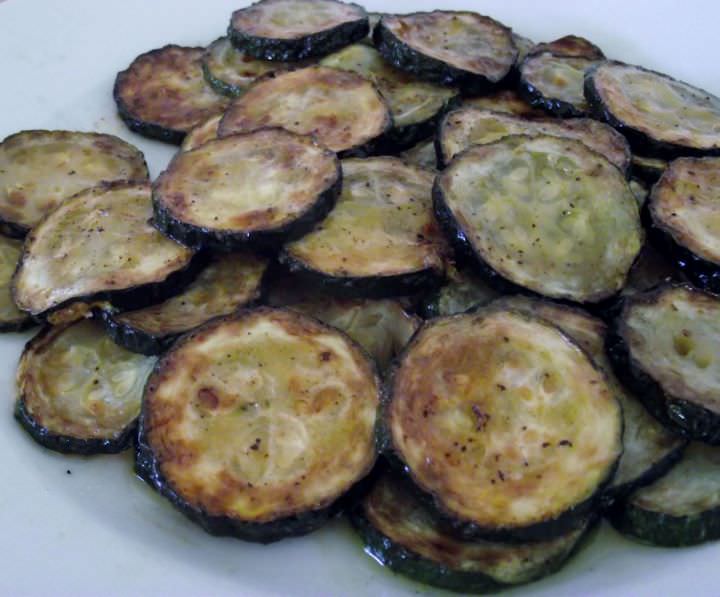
[{"xmin": 518, "ymin": 73, "xmax": 586, "ymax": 118}]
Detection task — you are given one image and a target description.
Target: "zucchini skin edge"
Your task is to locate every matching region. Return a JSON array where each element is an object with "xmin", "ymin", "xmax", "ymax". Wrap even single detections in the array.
[{"xmin": 518, "ymin": 66, "xmax": 587, "ymax": 119}]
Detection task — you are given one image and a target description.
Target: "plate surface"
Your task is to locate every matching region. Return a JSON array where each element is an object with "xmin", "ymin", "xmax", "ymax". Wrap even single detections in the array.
[{"xmin": 1, "ymin": 1, "xmax": 719, "ymax": 595}]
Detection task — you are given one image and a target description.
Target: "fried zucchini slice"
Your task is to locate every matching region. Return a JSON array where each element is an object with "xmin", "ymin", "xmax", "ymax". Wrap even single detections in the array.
[
  {"xmin": 281, "ymin": 157, "xmax": 446, "ymax": 297},
  {"xmin": 647, "ymin": 157, "xmax": 720, "ymax": 293},
  {"xmin": 218, "ymin": 66, "xmax": 391, "ymax": 156},
  {"xmin": 373, "ymin": 11, "xmax": 516, "ymax": 93},
  {"xmin": 631, "ymin": 154, "xmax": 668, "ymax": 184},
  {"xmin": 531, "ymin": 35, "xmax": 605, "ymax": 60},
  {"xmin": 609, "ymin": 443, "xmax": 720, "ymax": 546},
  {"xmin": 420, "ymin": 265, "xmax": 500, "ymax": 317},
  {"xmin": 585, "ymin": 61, "xmax": 720, "ymax": 157},
  {"xmin": 13, "ymin": 182, "xmax": 195, "ymax": 318},
  {"xmin": 461, "ymin": 89, "xmax": 545, "ymax": 119},
  {"xmin": 0, "ymin": 130, "xmax": 148, "ymax": 237},
  {"xmin": 387, "ymin": 308, "xmax": 622, "ymax": 541},
  {"xmin": 0, "ymin": 236, "xmax": 34, "ymax": 331},
  {"xmin": 153, "ymin": 129, "xmax": 340, "ymax": 251},
  {"xmin": 433, "ymin": 135, "xmax": 643, "ymax": 303},
  {"xmin": 519, "ymin": 52, "xmax": 601, "ymax": 117},
  {"xmin": 436, "ymin": 107, "xmax": 630, "ymax": 172},
  {"xmin": 136, "ymin": 307, "xmax": 380, "ymax": 543},
  {"xmin": 607, "ymin": 284, "xmax": 720, "ymax": 444},
  {"xmin": 114, "ymin": 45, "xmax": 229, "ymax": 144},
  {"xmin": 180, "ymin": 114, "xmax": 222, "ymax": 152},
  {"xmin": 15, "ymin": 319, "xmax": 156, "ymax": 454},
  {"xmin": 101, "ymin": 253, "xmax": 268, "ymax": 355},
  {"xmin": 320, "ymin": 44, "xmax": 458, "ymax": 151},
  {"xmin": 400, "ymin": 139, "xmax": 437, "ymax": 172},
  {"xmin": 496, "ymin": 295, "xmax": 685, "ymax": 501},
  {"xmin": 228, "ymin": 0, "xmax": 369, "ymax": 62}
]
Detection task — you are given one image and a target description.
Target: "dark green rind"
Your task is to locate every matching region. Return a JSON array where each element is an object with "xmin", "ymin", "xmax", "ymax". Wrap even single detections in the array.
[
  {"xmin": 201, "ymin": 60, "xmax": 244, "ymax": 98},
  {"xmin": 0, "ymin": 313, "xmax": 38, "ymax": 333},
  {"xmin": 373, "ymin": 18, "xmax": 514, "ymax": 95},
  {"xmin": 584, "ymin": 62, "xmax": 720, "ymax": 159},
  {"xmin": 518, "ymin": 63, "xmax": 586, "ymax": 118}
]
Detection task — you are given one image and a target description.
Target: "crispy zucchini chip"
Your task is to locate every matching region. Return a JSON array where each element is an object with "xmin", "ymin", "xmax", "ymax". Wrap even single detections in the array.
[
  {"xmin": 114, "ymin": 45, "xmax": 229, "ymax": 144},
  {"xmin": 282, "ymin": 157, "xmax": 446, "ymax": 297},
  {"xmin": 180, "ymin": 114, "xmax": 222, "ymax": 152},
  {"xmin": 136, "ymin": 307, "xmax": 380, "ymax": 542},
  {"xmin": 437, "ymin": 107, "xmax": 630, "ymax": 171},
  {"xmin": 461, "ymin": 89, "xmax": 545, "ymax": 118},
  {"xmin": 585, "ymin": 62, "xmax": 720, "ymax": 157},
  {"xmin": 388, "ymin": 308, "xmax": 622, "ymax": 541},
  {"xmin": 13, "ymin": 182, "xmax": 195, "ymax": 317},
  {"xmin": 434, "ymin": 135, "xmax": 643, "ymax": 303},
  {"xmin": 228, "ymin": 0, "xmax": 369, "ymax": 61},
  {"xmin": 400, "ymin": 139, "xmax": 437, "ymax": 172},
  {"xmin": 0, "ymin": 130, "xmax": 148, "ymax": 237},
  {"xmin": 0, "ymin": 236, "xmax": 34, "ymax": 331},
  {"xmin": 153, "ymin": 129, "xmax": 340, "ymax": 251},
  {"xmin": 15, "ymin": 319, "xmax": 156, "ymax": 454},
  {"xmin": 531, "ymin": 35, "xmax": 605, "ymax": 60}
]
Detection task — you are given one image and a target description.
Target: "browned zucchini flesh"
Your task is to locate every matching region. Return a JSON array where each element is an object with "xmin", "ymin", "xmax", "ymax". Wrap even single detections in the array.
[
  {"xmin": 180, "ymin": 114, "xmax": 222, "ymax": 152},
  {"xmin": 461, "ymin": 89, "xmax": 545, "ymax": 118},
  {"xmin": 531, "ymin": 35, "xmax": 605, "ymax": 59}
]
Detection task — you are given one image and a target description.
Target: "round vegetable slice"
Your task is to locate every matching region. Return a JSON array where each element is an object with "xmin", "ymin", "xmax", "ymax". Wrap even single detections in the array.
[
  {"xmin": 461, "ymin": 89, "xmax": 545, "ymax": 119},
  {"xmin": 15, "ymin": 319, "xmax": 156, "ymax": 454},
  {"xmin": 607, "ymin": 284, "xmax": 720, "ymax": 444},
  {"xmin": 101, "ymin": 253, "xmax": 268, "ymax": 355},
  {"xmin": 631, "ymin": 154, "xmax": 668, "ymax": 184},
  {"xmin": 400, "ymin": 139, "xmax": 437, "ymax": 172},
  {"xmin": 12, "ymin": 182, "xmax": 196, "ymax": 318},
  {"xmin": 387, "ymin": 308, "xmax": 622, "ymax": 541},
  {"xmin": 114, "ymin": 45, "xmax": 229, "ymax": 144},
  {"xmin": 218, "ymin": 66, "xmax": 391, "ymax": 156},
  {"xmin": 373, "ymin": 11, "xmax": 516, "ymax": 93},
  {"xmin": 136, "ymin": 307, "xmax": 380, "ymax": 543},
  {"xmin": 281, "ymin": 157, "xmax": 446, "ymax": 297},
  {"xmin": 0, "ymin": 236, "xmax": 34, "ymax": 332},
  {"xmin": 420, "ymin": 265, "xmax": 500, "ymax": 317},
  {"xmin": 319, "ymin": 44, "xmax": 458, "ymax": 151},
  {"xmin": 609, "ymin": 443, "xmax": 720, "ymax": 546},
  {"xmin": 351, "ymin": 471, "xmax": 593, "ymax": 593},
  {"xmin": 153, "ymin": 129, "xmax": 340, "ymax": 251},
  {"xmin": 585, "ymin": 61, "xmax": 720, "ymax": 157},
  {"xmin": 436, "ymin": 107, "xmax": 630, "ymax": 171},
  {"xmin": 433, "ymin": 135, "xmax": 643, "ymax": 303},
  {"xmin": 519, "ymin": 52, "xmax": 601, "ymax": 117},
  {"xmin": 0, "ymin": 130, "xmax": 148, "ymax": 237},
  {"xmin": 180, "ymin": 113, "xmax": 221, "ymax": 152},
  {"xmin": 647, "ymin": 157, "xmax": 720, "ymax": 293},
  {"xmin": 228, "ymin": 0, "xmax": 369, "ymax": 62},
  {"xmin": 531, "ymin": 35, "xmax": 605, "ymax": 60}
]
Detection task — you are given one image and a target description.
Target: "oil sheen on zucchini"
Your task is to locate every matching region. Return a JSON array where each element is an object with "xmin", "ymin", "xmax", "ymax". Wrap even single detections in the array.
[
  {"xmin": 436, "ymin": 107, "xmax": 630, "ymax": 172},
  {"xmin": 319, "ymin": 44, "xmax": 458, "ymax": 151},
  {"xmin": 153, "ymin": 129, "xmax": 340, "ymax": 251},
  {"xmin": 387, "ymin": 308, "xmax": 622, "ymax": 541},
  {"xmin": 0, "ymin": 236, "xmax": 34, "ymax": 331},
  {"xmin": 281, "ymin": 157, "xmax": 446, "ymax": 297},
  {"xmin": 101, "ymin": 253, "xmax": 268, "ymax": 355},
  {"xmin": 16, "ymin": 319, "xmax": 156, "ymax": 454},
  {"xmin": 433, "ymin": 135, "xmax": 643, "ymax": 303},
  {"xmin": 114, "ymin": 45, "xmax": 229, "ymax": 144},
  {"xmin": 13, "ymin": 182, "xmax": 195, "ymax": 318},
  {"xmin": 0, "ymin": 130, "xmax": 148, "ymax": 237},
  {"xmin": 610, "ymin": 443, "xmax": 720, "ymax": 546},
  {"xmin": 647, "ymin": 157, "xmax": 720, "ymax": 293},
  {"xmin": 228, "ymin": 0, "xmax": 369, "ymax": 62},
  {"xmin": 350, "ymin": 471, "xmax": 592, "ymax": 593},
  {"xmin": 218, "ymin": 66, "xmax": 391, "ymax": 156},
  {"xmin": 136, "ymin": 307, "xmax": 380, "ymax": 542},
  {"xmin": 585, "ymin": 62, "xmax": 720, "ymax": 157},
  {"xmin": 608, "ymin": 284, "xmax": 720, "ymax": 444}
]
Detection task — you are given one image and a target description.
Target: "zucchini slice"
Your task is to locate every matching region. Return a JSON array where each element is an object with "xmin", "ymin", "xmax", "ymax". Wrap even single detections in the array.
[
  {"xmin": 519, "ymin": 52, "xmax": 601, "ymax": 117},
  {"xmin": 373, "ymin": 12, "xmax": 517, "ymax": 93},
  {"xmin": 101, "ymin": 253, "xmax": 268, "ymax": 355},
  {"xmin": 434, "ymin": 135, "xmax": 643, "ymax": 303},
  {"xmin": 281, "ymin": 157, "xmax": 446, "ymax": 297},
  {"xmin": 114, "ymin": 45, "xmax": 229, "ymax": 144},
  {"xmin": 607, "ymin": 284, "xmax": 720, "ymax": 444},
  {"xmin": 420, "ymin": 265, "xmax": 500, "ymax": 317},
  {"xmin": 531, "ymin": 35, "xmax": 605, "ymax": 60},
  {"xmin": 0, "ymin": 130, "xmax": 148, "ymax": 237},
  {"xmin": 15, "ymin": 319, "xmax": 156, "ymax": 454},
  {"xmin": 218, "ymin": 66, "xmax": 391, "ymax": 156},
  {"xmin": 647, "ymin": 157, "xmax": 720, "ymax": 293},
  {"xmin": 461, "ymin": 89, "xmax": 545, "ymax": 119},
  {"xmin": 585, "ymin": 61, "xmax": 720, "ymax": 158},
  {"xmin": 495, "ymin": 295, "xmax": 685, "ymax": 500},
  {"xmin": 228, "ymin": 0, "xmax": 369, "ymax": 62},
  {"xmin": 153, "ymin": 129, "xmax": 340, "ymax": 252},
  {"xmin": 631, "ymin": 154, "xmax": 668, "ymax": 185},
  {"xmin": 136, "ymin": 307, "xmax": 380, "ymax": 543},
  {"xmin": 319, "ymin": 44, "xmax": 458, "ymax": 151},
  {"xmin": 387, "ymin": 308, "xmax": 622, "ymax": 541},
  {"xmin": 609, "ymin": 443, "xmax": 720, "ymax": 546},
  {"xmin": 0, "ymin": 236, "xmax": 35, "ymax": 332},
  {"xmin": 351, "ymin": 471, "xmax": 593, "ymax": 593},
  {"xmin": 436, "ymin": 107, "xmax": 631, "ymax": 172},
  {"xmin": 180, "ymin": 114, "xmax": 221, "ymax": 152},
  {"xmin": 400, "ymin": 139, "xmax": 437, "ymax": 172}
]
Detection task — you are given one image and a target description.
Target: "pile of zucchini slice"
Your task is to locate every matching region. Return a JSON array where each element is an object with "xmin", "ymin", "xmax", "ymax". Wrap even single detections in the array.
[{"xmin": 4, "ymin": 0, "xmax": 720, "ymax": 592}]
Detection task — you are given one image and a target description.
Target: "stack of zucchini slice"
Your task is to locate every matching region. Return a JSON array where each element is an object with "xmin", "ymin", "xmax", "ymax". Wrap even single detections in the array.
[{"xmin": 5, "ymin": 0, "xmax": 720, "ymax": 592}]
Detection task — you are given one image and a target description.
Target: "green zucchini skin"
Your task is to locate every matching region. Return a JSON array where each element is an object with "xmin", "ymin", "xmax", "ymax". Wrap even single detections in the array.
[
  {"xmin": 114, "ymin": 94, "xmax": 184, "ymax": 145},
  {"xmin": 97, "ymin": 309, "xmax": 173, "ymax": 356},
  {"xmin": 518, "ymin": 66, "xmax": 585, "ymax": 118}
]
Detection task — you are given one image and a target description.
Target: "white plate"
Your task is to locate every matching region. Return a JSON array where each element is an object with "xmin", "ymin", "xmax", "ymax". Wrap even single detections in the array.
[{"xmin": 1, "ymin": 1, "xmax": 719, "ymax": 595}]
